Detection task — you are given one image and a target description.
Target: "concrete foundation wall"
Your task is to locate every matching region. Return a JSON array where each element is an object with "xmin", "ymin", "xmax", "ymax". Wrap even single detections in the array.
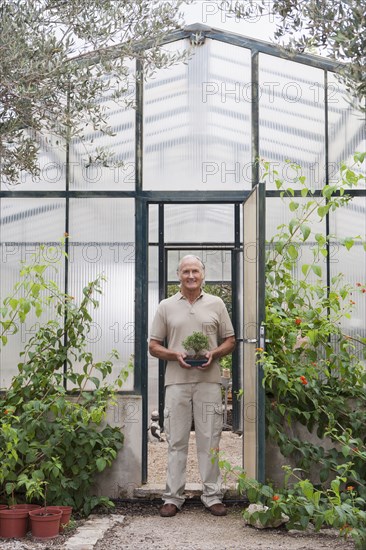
[{"xmin": 93, "ymin": 395, "xmax": 143, "ymax": 498}]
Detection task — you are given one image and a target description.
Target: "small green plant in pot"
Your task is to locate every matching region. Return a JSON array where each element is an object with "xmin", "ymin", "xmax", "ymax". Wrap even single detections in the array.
[{"xmin": 182, "ymin": 332, "xmax": 209, "ymax": 367}]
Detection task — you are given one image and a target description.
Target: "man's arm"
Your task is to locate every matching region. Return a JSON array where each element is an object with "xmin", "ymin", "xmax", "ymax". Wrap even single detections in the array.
[
  {"xmin": 203, "ymin": 335, "xmax": 236, "ymax": 366},
  {"xmin": 149, "ymin": 339, "xmax": 190, "ymax": 368}
]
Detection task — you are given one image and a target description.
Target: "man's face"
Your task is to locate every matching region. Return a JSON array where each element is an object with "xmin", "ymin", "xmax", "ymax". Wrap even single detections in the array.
[{"xmin": 178, "ymin": 259, "xmax": 204, "ymax": 294}]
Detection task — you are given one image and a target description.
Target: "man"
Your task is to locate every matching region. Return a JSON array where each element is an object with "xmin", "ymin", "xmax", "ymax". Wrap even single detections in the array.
[{"xmin": 149, "ymin": 255, "xmax": 236, "ymax": 518}]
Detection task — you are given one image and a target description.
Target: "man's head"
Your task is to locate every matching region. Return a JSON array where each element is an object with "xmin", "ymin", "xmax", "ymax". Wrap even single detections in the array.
[{"xmin": 177, "ymin": 255, "xmax": 205, "ymax": 296}]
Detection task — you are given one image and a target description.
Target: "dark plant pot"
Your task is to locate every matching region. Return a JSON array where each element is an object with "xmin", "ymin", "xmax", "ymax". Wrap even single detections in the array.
[
  {"xmin": 0, "ymin": 508, "xmax": 29, "ymax": 538},
  {"xmin": 29, "ymin": 508, "xmax": 62, "ymax": 539},
  {"xmin": 185, "ymin": 356, "xmax": 207, "ymax": 367},
  {"xmin": 40, "ymin": 506, "xmax": 73, "ymax": 532}
]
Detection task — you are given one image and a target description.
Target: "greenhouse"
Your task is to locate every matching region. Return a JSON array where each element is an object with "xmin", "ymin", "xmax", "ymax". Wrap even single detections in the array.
[{"xmin": 0, "ymin": 21, "xmax": 365, "ymax": 500}]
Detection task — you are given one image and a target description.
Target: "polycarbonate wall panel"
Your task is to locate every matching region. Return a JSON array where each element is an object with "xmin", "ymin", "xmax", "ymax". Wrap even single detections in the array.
[
  {"xmin": 328, "ymin": 73, "xmax": 366, "ymax": 188},
  {"xmin": 69, "ymin": 64, "xmax": 136, "ymax": 191},
  {"xmin": 149, "ymin": 204, "xmax": 159, "ymax": 242},
  {"xmin": 266, "ymin": 197, "xmax": 327, "ymax": 286},
  {"xmin": 164, "ymin": 204, "xmax": 234, "ymax": 243},
  {"xmin": 68, "ymin": 198, "xmax": 135, "ymax": 390},
  {"xmin": 144, "ymin": 39, "xmax": 252, "ymax": 190},
  {"xmin": 167, "ymin": 249, "xmax": 232, "ymax": 283},
  {"xmin": 1, "ymin": 132, "xmax": 67, "ymax": 191},
  {"xmin": 0, "ymin": 199, "xmax": 65, "ymax": 387},
  {"xmin": 329, "ymin": 198, "xmax": 366, "ymax": 343},
  {"xmin": 259, "ymin": 55, "xmax": 326, "ymax": 190}
]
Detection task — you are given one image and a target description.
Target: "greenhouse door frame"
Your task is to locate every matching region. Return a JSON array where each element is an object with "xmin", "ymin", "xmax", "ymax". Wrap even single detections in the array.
[{"xmin": 140, "ymin": 187, "xmax": 265, "ymax": 484}]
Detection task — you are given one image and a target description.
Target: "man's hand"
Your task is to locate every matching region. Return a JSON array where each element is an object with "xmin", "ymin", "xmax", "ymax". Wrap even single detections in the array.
[
  {"xmin": 197, "ymin": 351, "xmax": 212, "ymax": 370},
  {"xmin": 177, "ymin": 352, "xmax": 192, "ymax": 369}
]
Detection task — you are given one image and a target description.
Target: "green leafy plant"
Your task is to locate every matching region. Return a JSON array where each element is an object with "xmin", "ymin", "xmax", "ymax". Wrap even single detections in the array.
[
  {"xmin": 261, "ymin": 154, "xmax": 366, "ymax": 488},
  {"xmin": 219, "ymin": 153, "xmax": 366, "ymax": 548},
  {"xmin": 0, "ymin": 251, "xmax": 131, "ymax": 516},
  {"xmin": 218, "ymin": 456, "xmax": 366, "ymax": 548},
  {"xmin": 182, "ymin": 331, "xmax": 209, "ymax": 358}
]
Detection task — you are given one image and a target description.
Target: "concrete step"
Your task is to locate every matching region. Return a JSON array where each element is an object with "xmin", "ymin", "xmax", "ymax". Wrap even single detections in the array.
[{"xmin": 133, "ymin": 483, "xmax": 243, "ymax": 501}]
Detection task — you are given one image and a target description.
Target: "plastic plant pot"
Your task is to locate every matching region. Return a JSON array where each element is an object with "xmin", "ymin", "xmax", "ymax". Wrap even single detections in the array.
[
  {"xmin": 10, "ymin": 504, "xmax": 42, "ymax": 510},
  {"xmin": 39, "ymin": 506, "xmax": 73, "ymax": 532},
  {"xmin": 29, "ymin": 508, "xmax": 62, "ymax": 539},
  {"xmin": 0, "ymin": 508, "xmax": 29, "ymax": 538},
  {"xmin": 9, "ymin": 504, "xmax": 42, "ymax": 532}
]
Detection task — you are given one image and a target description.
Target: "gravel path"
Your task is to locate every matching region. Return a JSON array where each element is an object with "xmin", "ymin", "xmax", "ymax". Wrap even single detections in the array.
[
  {"xmin": 0, "ymin": 504, "xmax": 356, "ymax": 550},
  {"xmin": 94, "ymin": 504, "xmax": 355, "ymax": 550},
  {"xmin": 0, "ymin": 432, "xmax": 356, "ymax": 549}
]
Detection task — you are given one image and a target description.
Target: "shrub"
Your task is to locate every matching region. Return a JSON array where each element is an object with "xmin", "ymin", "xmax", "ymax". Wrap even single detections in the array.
[{"xmin": 0, "ymin": 252, "xmax": 131, "ymax": 515}]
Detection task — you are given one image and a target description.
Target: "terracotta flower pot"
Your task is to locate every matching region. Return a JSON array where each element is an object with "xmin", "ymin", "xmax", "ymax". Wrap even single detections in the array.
[
  {"xmin": 10, "ymin": 504, "xmax": 42, "ymax": 510},
  {"xmin": 0, "ymin": 505, "xmax": 8, "ymax": 510},
  {"xmin": 0, "ymin": 508, "xmax": 29, "ymax": 538},
  {"xmin": 39, "ymin": 506, "xmax": 73, "ymax": 532},
  {"xmin": 9, "ymin": 504, "xmax": 42, "ymax": 531},
  {"xmin": 29, "ymin": 508, "xmax": 62, "ymax": 539}
]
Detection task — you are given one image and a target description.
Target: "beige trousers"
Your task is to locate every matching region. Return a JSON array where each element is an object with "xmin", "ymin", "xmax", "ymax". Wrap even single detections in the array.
[{"xmin": 163, "ymin": 382, "xmax": 224, "ymax": 509}]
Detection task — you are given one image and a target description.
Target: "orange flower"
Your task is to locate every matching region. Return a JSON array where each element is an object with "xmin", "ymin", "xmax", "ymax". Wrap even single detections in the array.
[
  {"xmin": 4, "ymin": 409, "xmax": 9, "ymax": 414},
  {"xmin": 346, "ymin": 486, "xmax": 355, "ymax": 491},
  {"xmin": 295, "ymin": 318, "xmax": 302, "ymax": 325},
  {"xmin": 300, "ymin": 375, "xmax": 308, "ymax": 385},
  {"xmin": 272, "ymin": 495, "xmax": 280, "ymax": 501},
  {"xmin": 255, "ymin": 347, "xmax": 264, "ymax": 352}
]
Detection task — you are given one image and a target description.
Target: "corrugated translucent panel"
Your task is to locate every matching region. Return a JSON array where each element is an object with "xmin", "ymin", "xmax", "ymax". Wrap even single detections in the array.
[
  {"xmin": 167, "ymin": 249, "xmax": 232, "ymax": 283},
  {"xmin": 266, "ymin": 196, "xmax": 327, "ymax": 286},
  {"xmin": 328, "ymin": 74, "xmax": 366, "ymax": 188},
  {"xmin": 164, "ymin": 204, "xmax": 234, "ymax": 243},
  {"xmin": 329, "ymin": 198, "xmax": 366, "ymax": 344},
  {"xmin": 69, "ymin": 63, "xmax": 136, "ymax": 190},
  {"xmin": 259, "ymin": 55, "xmax": 326, "ymax": 190},
  {"xmin": 1, "ymin": 131, "xmax": 66, "ymax": 191},
  {"xmin": 0, "ymin": 199, "xmax": 65, "ymax": 387},
  {"xmin": 68, "ymin": 198, "xmax": 135, "ymax": 390},
  {"xmin": 149, "ymin": 204, "xmax": 159, "ymax": 242},
  {"xmin": 144, "ymin": 39, "xmax": 251, "ymax": 190}
]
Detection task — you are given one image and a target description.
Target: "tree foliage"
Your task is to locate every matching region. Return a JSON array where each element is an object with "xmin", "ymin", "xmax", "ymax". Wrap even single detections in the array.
[
  {"xmin": 0, "ymin": 0, "xmax": 191, "ymax": 185},
  {"xmin": 223, "ymin": 0, "xmax": 366, "ymax": 108}
]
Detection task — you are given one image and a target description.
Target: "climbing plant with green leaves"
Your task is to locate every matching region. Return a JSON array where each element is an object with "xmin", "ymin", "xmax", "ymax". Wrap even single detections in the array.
[
  {"xmin": 219, "ymin": 153, "xmax": 366, "ymax": 548},
  {"xmin": 261, "ymin": 154, "xmax": 366, "ymax": 487}
]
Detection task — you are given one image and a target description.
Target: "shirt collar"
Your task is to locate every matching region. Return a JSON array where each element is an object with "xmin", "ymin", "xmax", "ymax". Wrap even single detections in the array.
[{"xmin": 178, "ymin": 289, "xmax": 204, "ymax": 301}]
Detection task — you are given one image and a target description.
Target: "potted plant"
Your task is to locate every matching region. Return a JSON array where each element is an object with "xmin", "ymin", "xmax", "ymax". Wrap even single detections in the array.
[
  {"xmin": 37, "ymin": 505, "xmax": 73, "ymax": 532},
  {"xmin": 182, "ymin": 332, "xmax": 209, "ymax": 367},
  {"xmin": 0, "ymin": 507, "xmax": 29, "ymax": 538},
  {"xmin": 29, "ymin": 506, "xmax": 62, "ymax": 539},
  {"xmin": 220, "ymin": 354, "xmax": 232, "ymax": 379}
]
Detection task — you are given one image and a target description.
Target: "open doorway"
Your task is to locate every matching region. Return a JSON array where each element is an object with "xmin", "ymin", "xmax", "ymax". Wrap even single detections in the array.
[
  {"xmin": 145, "ymin": 190, "xmax": 265, "ymax": 486},
  {"xmin": 147, "ymin": 249, "xmax": 244, "ymax": 486}
]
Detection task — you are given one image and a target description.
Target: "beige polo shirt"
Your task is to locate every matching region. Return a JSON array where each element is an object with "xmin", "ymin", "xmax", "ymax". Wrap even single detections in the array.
[{"xmin": 150, "ymin": 290, "xmax": 235, "ymax": 386}]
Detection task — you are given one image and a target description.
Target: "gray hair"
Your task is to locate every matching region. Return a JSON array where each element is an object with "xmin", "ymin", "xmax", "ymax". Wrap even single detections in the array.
[{"xmin": 177, "ymin": 255, "xmax": 205, "ymax": 274}]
